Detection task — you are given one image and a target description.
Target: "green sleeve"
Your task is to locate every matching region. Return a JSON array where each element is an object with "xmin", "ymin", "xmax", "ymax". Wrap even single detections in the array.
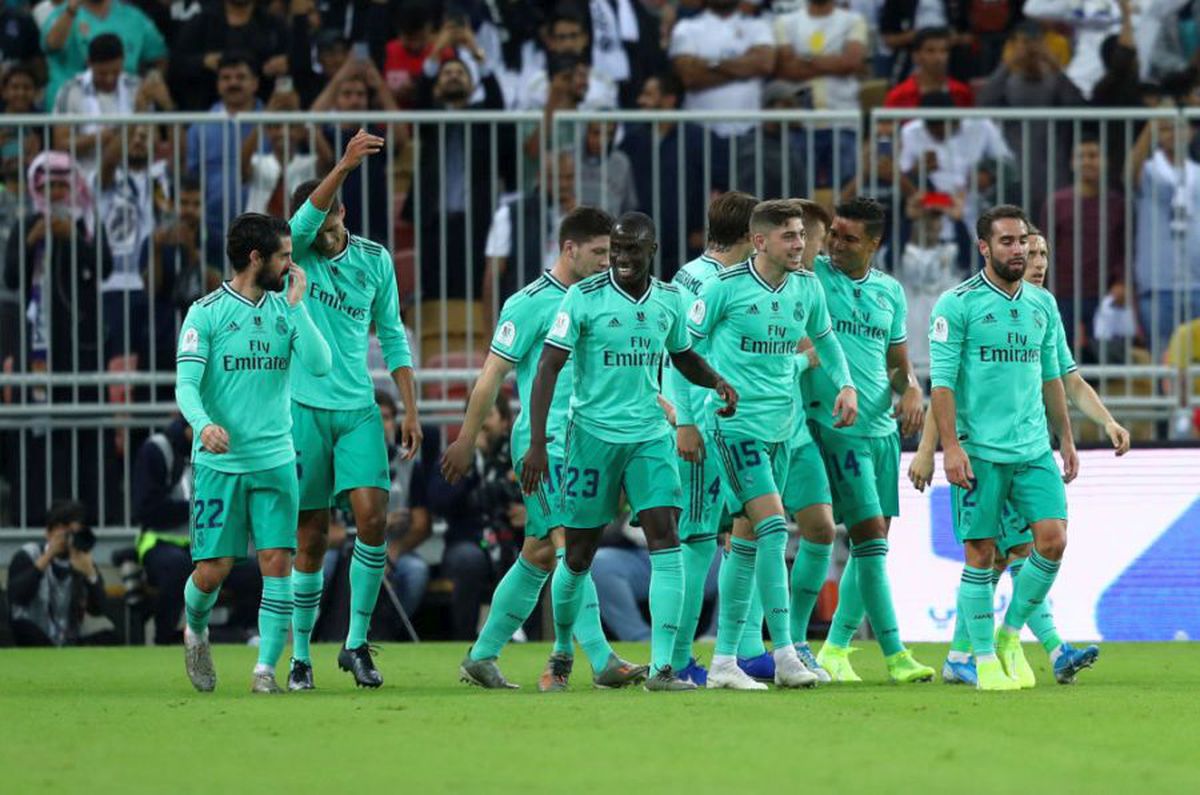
[
  {"xmin": 1048, "ymin": 301, "xmax": 1078, "ymax": 377},
  {"xmin": 289, "ymin": 200, "xmax": 329, "ymax": 260},
  {"xmin": 545, "ymin": 287, "xmax": 583, "ymax": 352},
  {"xmin": 371, "ymin": 251, "xmax": 413, "ymax": 372},
  {"xmin": 929, "ymin": 291, "xmax": 964, "ymax": 390},
  {"xmin": 175, "ymin": 305, "xmax": 212, "ymax": 433},
  {"xmin": 289, "ymin": 302, "xmax": 332, "ymax": 376},
  {"xmin": 1040, "ymin": 316, "xmax": 1060, "ymax": 382},
  {"xmin": 686, "ymin": 275, "xmax": 725, "ymax": 339},
  {"xmin": 807, "ymin": 280, "xmax": 853, "ymax": 390},
  {"xmin": 490, "ymin": 294, "xmax": 541, "ymax": 363},
  {"xmin": 890, "ymin": 282, "xmax": 908, "ymax": 344},
  {"xmin": 665, "ymin": 296, "xmax": 692, "ymax": 354}
]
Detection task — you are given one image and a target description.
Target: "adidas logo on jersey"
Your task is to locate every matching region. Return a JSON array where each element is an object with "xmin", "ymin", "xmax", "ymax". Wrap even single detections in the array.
[
  {"xmin": 982, "ymin": 313, "xmax": 997, "ymax": 324},
  {"xmin": 226, "ymin": 321, "xmax": 241, "ymax": 332},
  {"xmin": 609, "ymin": 317, "xmax": 622, "ymax": 327},
  {"xmin": 748, "ymin": 305, "xmax": 760, "ymax": 315}
]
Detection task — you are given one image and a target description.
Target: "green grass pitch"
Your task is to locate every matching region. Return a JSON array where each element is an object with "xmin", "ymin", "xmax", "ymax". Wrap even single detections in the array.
[{"xmin": 3, "ymin": 642, "xmax": 1197, "ymax": 794}]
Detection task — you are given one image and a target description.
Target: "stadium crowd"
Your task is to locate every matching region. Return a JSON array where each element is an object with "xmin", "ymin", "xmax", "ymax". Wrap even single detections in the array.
[{"xmin": 1, "ymin": 0, "xmax": 1199, "ymax": 649}]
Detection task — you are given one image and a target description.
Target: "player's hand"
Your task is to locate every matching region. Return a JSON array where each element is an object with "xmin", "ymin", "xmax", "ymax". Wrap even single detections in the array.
[
  {"xmin": 520, "ymin": 444, "xmax": 549, "ymax": 495},
  {"xmin": 440, "ymin": 435, "xmax": 473, "ymax": 483},
  {"xmin": 399, "ymin": 412, "xmax": 422, "ymax": 460},
  {"xmin": 833, "ymin": 386, "xmax": 858, "ymax": 428},
  {"xmin": 908, "ymin": 449, "xmax": 935, "ymax": 492},
  {"xmin": 942, "ymin": 444, "xmax": 974, "ymax": 490},
  {"xmin": 1060, "ymin": 439, "xmax": 1079, "ymax": 484},
  {"xmin": 200, "ymin": 424, "xmax": 230, "ymax": 454},
  {"xmin": 893, "ymin": 385, "xmax": 924, "ymax": 438},
  {"xmin": 1105, "ymin": 419, "xmax": 1131, "ymax": 456},
  {"xmin": 338, "ymin": 128, "xmax": 385, "ymax": 172},
  {"xmin": 286, "ymin": 264, "xmax": 307, "ymax": 306},
  {"xmin": 676, "ymin": 424, "xmax": 704, "ymax": 463},
  {"xmin": 714, "ymin": 378, "xmax": 737, "ymax": 417}
]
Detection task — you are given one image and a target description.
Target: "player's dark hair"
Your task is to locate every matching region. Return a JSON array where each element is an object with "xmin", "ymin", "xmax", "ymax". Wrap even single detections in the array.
[
  {"xmin": 549, "ymin": 3, "xmax": 587, "ymax": 32},
  {"xmin": 707, "ymin": 191, "xmax": 759, "ymax": 247},
  {"xmin": 291, "ymin": 179, "xmax": 340, "ymax": 214},
  {"xmin": 976, "ymin": 204, "xmax": 1030, "ymax": 242},
  {"xmin": 1026, "ymin": 224, "xmax": 1044, "ymax": 237},
  {"xmin": 559, "ymin": 206, "xmax": 613, "ymax": 250},
  {"xmin": 750, "ymin": 198, "xmax": 805, "ymax": 235},
  {"xmin": 912, "ymin": 27, "xmax": 951, "ymax": 51},
  {"xmin": 2, "ymin": 64, "xmax": 38, "ymax": 89},
  {"xmin": 649, "ymin": 71, "xmax": 684, "ymax": 103},
  {"xmin": 46, "ymin": 499, "xmax": 86, "ymax": 531},
  {"xmin": 226, "ymin": 213, "xmax": 291, "ymax": 272},
  {"xmin": 614, "ymin": 211, "xmax": 656, "ymax": 239},
  {"xmin": 88, "ymin": 34, "xmax": 124, "ymax": 64},
  {"xmin": 795, "ymin": 198, "xmax": 833, "ymax": 233},
  {"xmin": 218, "ymin": 50, "xmax": 259, "ymax": 76},
  {"xmin": 834, "ymin": 196, "xmax": 886, "ymax": 240}
]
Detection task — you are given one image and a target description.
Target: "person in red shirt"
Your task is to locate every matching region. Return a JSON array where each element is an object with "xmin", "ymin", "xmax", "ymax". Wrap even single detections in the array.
[
  {"xmin": 884, "ymin": 27, "xmax": 973, "ymax": 109},
  {"xmin": 384, "ymin": 0, "xmax": 437, "ymax": 108}
]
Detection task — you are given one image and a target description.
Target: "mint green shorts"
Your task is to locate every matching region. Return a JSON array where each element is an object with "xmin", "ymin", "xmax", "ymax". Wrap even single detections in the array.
[
  {"xmin": 781, "ymin": 439, "xmax": 832, "ymax": 516},
  {"xmin": 951, "ymin": 452, "xmax": 1067, "ymax": 543},
  {"xmin": 997, "ymin": 501, "xmax": 1034, "ymax": 556},
  {"xmin": 810, "ymin": 424, "xmax": 900, "ymax": 527},
  {"xmin": 677, "ymin": 433, "xmax": 724, "ymax": 542},
  {"xmin": 709, "ymin": 430, "xmax": 788, "ymax": 516},
  {"xmin": 190, "ymin": 462, "xmax": 298, "ymax": 561},
  {"xmin": 292, "ymin": 402, "xmax": 390, "ymax": 511},
  {"xmin": 514, "ymin": 454, "xmax": 563, "ymax": 541},
  {"xmin": 558, "ymin": 420, "xmax": 683, "ymax": 528}
]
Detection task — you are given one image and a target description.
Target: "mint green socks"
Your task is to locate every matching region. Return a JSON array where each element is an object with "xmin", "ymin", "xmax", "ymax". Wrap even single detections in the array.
[
  {"xmin": 257, "ymin": 576, "xmax": 293, "ymax": 669},
  {"xmin": 958, "ymin": 565, "xmax": 996, "ymax": 656},
  {"xmin": 184, "ymin": 575, "xmax": 220, "ymax": 635},
  {"xmin": 470, "ymin": 556, "xmax": 549, "ymax": 661},
  {"xmin": 715, "ymin": 539, "xmax": 756, "ymax": 656},
  {"xmin": 789, "ymin": 538, "xmax": 832, "ymax": 643},
  {"xmin": 346, "ymin": 539, "xmax": 386, "ymax": 649},
  {"xmin": 1006, "ymin": 554, "xmax": 1063, "ymax": 649},
  {"xmin": 754, "ymin": 516, "xmax": 792, "ymax": 650},
  {"xmin": 575, "ymin": 562, "xmax": 616, "ymax": 672},
  {"xmin": 290, "ymin": 568, "xmax": 323, "ymax": 663},
  {"xmin": 551, "ymin": 556, "xmax": 588, "ymax": 657},
  {"xmin": 671, "ymin": 536, "xmax": 717, "ymax": 670},
  {"xmin": 827, "ymin": 553, "xmax": 861, "ymax": 648},
  {"xmin": 853, "ymin": 539, "xmax": 903, "ymax": 656},
  {"xmin": 648, "ymin": 546, "xmax": 685, "ymax": 675},
  {"xmin": 737, "ymin": 586, "xmax": 767, "ymax": 658}
]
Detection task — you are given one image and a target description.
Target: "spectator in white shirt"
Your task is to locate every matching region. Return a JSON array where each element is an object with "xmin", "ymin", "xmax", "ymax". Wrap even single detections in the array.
[{"xmin": 510, "ymin": 5, "xmax": 619, "ymax": 111}]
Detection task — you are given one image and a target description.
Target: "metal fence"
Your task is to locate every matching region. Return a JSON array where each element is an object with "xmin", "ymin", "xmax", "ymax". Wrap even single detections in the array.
[{"xmin": 0, "ymin": 108, "xmax": 1197, "ymax": 533}]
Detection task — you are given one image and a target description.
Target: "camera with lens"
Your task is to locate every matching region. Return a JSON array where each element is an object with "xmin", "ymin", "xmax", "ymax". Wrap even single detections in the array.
[{"xmin": 69, "ymin": 526, "xmax": 97, "ymax": 553}]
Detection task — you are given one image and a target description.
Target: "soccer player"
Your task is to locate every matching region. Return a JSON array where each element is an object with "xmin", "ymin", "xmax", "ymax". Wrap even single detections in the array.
[
  {"xmin": 660, "ymin": 190, "xmax": 760, "ymax": 686},
  {"xmin": 286, "ymin": 130, "xmax": 422, "ymax": 690},
  {"xmin": 521, "ymin": 212, "xmax": 738, "ymax": 691},
  {"xmin": 176, "ymin": 212, "xmax": 332, "ymax": 693},
  {"xmin": 798, "ymin": 197, "xmax": 935, "ymax": 684},
  {"xmin": 927, "ymin": 204, "xmax": 1076, "ymax": 691},
  {"xmin": 912, "ymin": 226, "xmax": 1129, "ymax": 686},
  {"xmin": 689, "ymin": 199, "xmax": 858, "ymax": 690},
  {"xmin": 442, "ymin": 207, "xmax": 646, "ymax": 691}
]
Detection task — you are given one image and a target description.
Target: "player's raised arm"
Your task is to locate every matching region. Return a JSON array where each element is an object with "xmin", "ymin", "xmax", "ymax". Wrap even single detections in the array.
[
  {"xmin": 521, "ymin": 343, "xmax": 570, "ymax": 494},
  {"xmin": 289, "ymin": 129, "xmax": 385, "ymax": 256},
  {"xmin": 285, "ymin": 264, "xmax": 332, "ymax": 377},
  {"xmin": 442, "ymin": 353, "xmax": 514, "ymax": 483}
]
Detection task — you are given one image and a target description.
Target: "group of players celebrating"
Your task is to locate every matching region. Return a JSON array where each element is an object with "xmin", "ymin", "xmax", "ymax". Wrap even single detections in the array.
[{"xmin": 173, "ymin": 132, "xmax": 1128, "ymax": 694}]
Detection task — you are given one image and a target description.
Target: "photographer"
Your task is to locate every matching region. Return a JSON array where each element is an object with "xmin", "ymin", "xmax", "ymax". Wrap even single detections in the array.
[
  {"xmin": 7, "ymin": 500, "xmax": 115, "ymax": 647},
  {"xmin": 427, "ymin": 392, "xmax": 523, "ymax": 640}
]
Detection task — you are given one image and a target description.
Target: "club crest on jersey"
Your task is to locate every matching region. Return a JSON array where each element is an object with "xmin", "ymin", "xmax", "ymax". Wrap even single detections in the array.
[
  {"xmin": 793, "ymin": 304, "xmax": 805, "ymax": 321},
  {"xmin": 355, "ymin": 271, "xmax": 367, "ymax": 289},
  {"xmin": 657, "ymin": 314, "xmax": 668, "ymax": 332},
  {"xmin": 180, "ymin": 327, "xmax": 199, "ymax": 353},
  {"xmin": 932, "ymin": 316, "xmax": 949, "ymax": 342},
  {"xmin": 496, "ymin": 320, "xmax": 516, "ymax": 346},
  {"xmin": 875, "ymin": 294, "xmax": 889, "ymax": 310},
  {"xmin": 276, "ymin": 316, "xmax": 289, "ymax": 336},
  {"xmin": 688, "ymin": 299, "xmax": 706, "ymax": 324},
  {"xmin": 551, "ymin": 311, "xmax": 570, "ymax": 338},
  {"xmin": 1033, "ymin": 311, "xmax": 1045, "ymax": 328}
]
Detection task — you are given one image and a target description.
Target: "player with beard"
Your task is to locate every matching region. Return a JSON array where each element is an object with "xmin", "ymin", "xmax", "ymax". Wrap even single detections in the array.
[
  {"xmin": 175, "ymin": 212, "xmax": 332, "ymax": 693},
  {"xmin": 522, "ymin": 212, "xmax": 738, "ymax": 691},
  {"xmin": 928, "ymin": 205, "xmax": 1076, "ymax": 691},
  {"xmin": 285, "ymin": 130, "xmax": 422, "ymax": 690},
  {"xmin": 913, "ymin": 226, "xmax": 1129, "ymax": 686}
]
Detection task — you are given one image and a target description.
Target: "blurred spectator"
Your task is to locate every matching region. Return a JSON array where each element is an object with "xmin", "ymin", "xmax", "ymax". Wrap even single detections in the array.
[
  {"xmin": 619, "ymin": 71, "xmax": 726, "ymax": 277},
  {"xmin": 895, "ymin": 189, "xmax": 969, "ymax": 368},
  {"xmin": 585, "ymin": 0, "xmax": 640, "ymax": 97},
  {"xmin": 406, "ymin": 54, "xmax": 511, "ymax": 300},
  {"xmin": 171, "ymin": 0, "xmax": 289, "ymax": 110},
  {"xmin": 510, "ymin": 3, "xmax": 619, "ymax": 110},
  {"xmin": 185, "ymin": 51, "xmax": 268, "ymax": 237},
  {"xmin": 0, "ymin": 67, "xmax": 41, "ymax": 384},
  {"xmin": 426, "ymin": 392, "xmax": 523, "ymax": 641},
  {"xmin": 883, "ymin": 26, "xmax": 973, "ymax": 108},
  {"xmin": 774, "ymin": 0, "xmax": 866, "ymax": 188},
  {"xmin": 1092, "ymin": 276, "xmax": 1137, "ymax": 362},
  {"xmin": 669, "ymin": 0, "xmax": 775, "ymax": 139},
  {"xmin": 242, "ymin": 89, "xmax": 328, "ymax": 216},
  {"xmin": 290, "ymin": 11, "xmax": 342, "ymax": 108},
  {"xmin": 735, "ymin": 80, "xmax": 807, "ymax": 198},
  {"xmin": 577, "ymin": 119, "xmax": 639, "ymax": 215},
  {"xmin": 0, "ymin": 5, "xmax": 45, "ymax": 80},
  {"xmin": 130, "ymin": 0, "xmax": 206, "ymax": 48},
  {"xmin": 879, "ymin": 4, "xmax": 973, "ymax": 82},
  {"xmin": 41, "ymin": 0, "xmax": 167, "ymax": 112},
  {"xmin": 379, "ymin": 391, "xmax": 431, "ymax": 622},
  {"xmin": 1091, "ymin": 6, "xmax": 1143, "ymax": 187},
  {"xmin": 1128, "ymin": 114, "xmax": 1200, "ymax": 354},
  {"xmin": 483, "ymin": 149, "xmax": 576, "ymax": 315},
  {"xmin": 147, "ymin": 175, "xmax": 224, "ymax": 338},
  {"xmin": 978, "ymin": 20, "xmax": 1084, "ymax": 194},
  {"xmin": 963, "ymin": 0, "xmax": 1019, "ymax": 77},
  {"xmin": 1038, "ymin": 132, "xmax": 1126, "ymax": 348},
  {"xmin": 383, "ymin": 0, "xmax": 436, "ymax": 107},
  {"xmin": 7, "ymin": 500, "xmax": 115, "ymax": 647}
]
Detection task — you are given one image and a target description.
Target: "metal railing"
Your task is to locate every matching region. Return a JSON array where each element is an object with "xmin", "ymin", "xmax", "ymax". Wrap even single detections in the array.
[{"xmin": 0, "ymin": 107, "xmax": 1198, "ymax": 533}]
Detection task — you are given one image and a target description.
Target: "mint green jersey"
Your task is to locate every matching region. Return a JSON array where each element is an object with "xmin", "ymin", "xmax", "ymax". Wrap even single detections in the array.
[
  {"xmin": 288, "ymin": 200, "xmax": 412, "ymax": 411},
  {"xmin": 545, "ymin": 270, "xmax": 691, "ymax": 443},
  {"xmin": 1044, "ymin": 289, "xmax": 1078, "ymax": 378},
  {"xmin": 929, "ymin": 271, "xmax": 1061, "ymax": 463},
  {"xmin": 688, "ymin": 260, "xmax": 853, "ymax": 444},
  {"xmin": 805, "ymin": 256, "xmax": 908, "ymax": 438},
  {"xmin": 663, "ymin": 254, "xmax": 724, "ymax": 427},
  {"xmin": 490, "ymin": 271, "xmax": 573, "ymax": 460},
  {"xmin": 176, "ymin": 284, "xmax": 330, "ymax": 474},
  {"xmin": 789, "ymin": 353, "xmax": 815, "ymax": 448}
]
